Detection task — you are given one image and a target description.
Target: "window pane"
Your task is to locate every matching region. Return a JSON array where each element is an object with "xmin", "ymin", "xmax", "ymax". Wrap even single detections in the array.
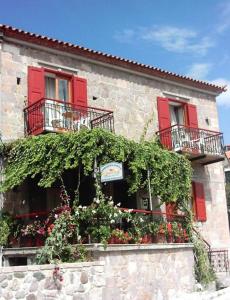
[
  {"xmin": 45, "ymin": 77, "xmax": 55, "ymax": 99},
  {"xmin": 58, "ymin": 79, "xmax": 69, "ymax": 101},
  {"xmin": 170, "ymin": 105, "xmax": 184, "ymax": 126}
]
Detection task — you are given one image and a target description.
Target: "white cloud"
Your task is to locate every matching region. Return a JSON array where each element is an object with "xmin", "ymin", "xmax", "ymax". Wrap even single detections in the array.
[
  {"xmin": 216, "ymin": 1, "xmax": 230, "ymax": 33},
  {"xmin": 212, "ymin": 78, "xmax": 230, "ymax": 106},
  {"xmin": 142, "ymin": 26, "xmax": 214, "ymax": 55},
  {"xmin": 186, "ymin": 63, "xmax": 212, "ymax": 80},
  {"xmin": 114, "ymin": 26, "xmax": 214, "ymax": 55},
  {"xmin": 113, "ymin": 29, "xmax": 135, "ymax": 43}
]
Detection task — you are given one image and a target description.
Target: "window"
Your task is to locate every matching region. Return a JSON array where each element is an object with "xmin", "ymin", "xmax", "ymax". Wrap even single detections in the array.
[
  {"xmin": 45, "ymin": 73, "xmax": 70, "ymax": 101},
  {"xmin": 169, "ymin": 102, "xmax": 185, "ymax": 126}
]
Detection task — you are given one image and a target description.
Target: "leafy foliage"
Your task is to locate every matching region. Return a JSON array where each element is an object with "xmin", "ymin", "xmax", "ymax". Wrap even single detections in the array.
[
  {"xmin": 0, "ymin": 128, "xmax": 192, "ymax": 207},
  {"xmin": 192, "ymin": 234, "xmax": 216, "ymax": 285},
  {"xmin": 0, "ymin": 213, "xmax": 13, "ymax": 246},
  {"xmin": 36, "ymin": 209, "xmax": 89, "ymax": 264}
]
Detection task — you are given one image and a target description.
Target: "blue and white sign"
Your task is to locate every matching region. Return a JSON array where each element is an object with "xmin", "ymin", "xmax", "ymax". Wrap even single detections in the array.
[{"xmin": 100, "ymin": 162, "xmax": 123, "ymax": 183}]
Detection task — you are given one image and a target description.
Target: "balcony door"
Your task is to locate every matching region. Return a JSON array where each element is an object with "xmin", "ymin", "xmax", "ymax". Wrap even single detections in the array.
[
  {"xmin": 45, "ymin": 73, "xmax": 70, "ymax": 102},
  {"xmin": 44, "ymin": 73, "xmax": 72, "ymax": 130},
  {"xmin": 169, "ymin": 102, "xmax": 185, "ymax": 127}
]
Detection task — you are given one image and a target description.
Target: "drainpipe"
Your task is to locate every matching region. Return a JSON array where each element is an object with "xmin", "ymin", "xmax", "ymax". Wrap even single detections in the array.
[{"xmin": 147, "ymin": 169, "xmax": 153, "ymax": 211}]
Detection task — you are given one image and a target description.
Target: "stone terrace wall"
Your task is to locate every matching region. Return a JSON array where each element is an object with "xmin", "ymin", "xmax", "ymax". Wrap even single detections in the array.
[
  {"xmin": 93, "ymin": 244, "xmax": 195, "ymax": 300},
  {"xmin": 0, "ymin": 244, "xmax": 195, "ymax": 300},
  {"xmin": 0, "ymin": 261, "xmax": 105, "ymax": 300}
]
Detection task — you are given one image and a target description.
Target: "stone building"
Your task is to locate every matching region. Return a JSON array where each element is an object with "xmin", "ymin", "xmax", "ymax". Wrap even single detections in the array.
[{"xmin": 0, "ymin": 24, "xmax": 229, "ymax": 253}]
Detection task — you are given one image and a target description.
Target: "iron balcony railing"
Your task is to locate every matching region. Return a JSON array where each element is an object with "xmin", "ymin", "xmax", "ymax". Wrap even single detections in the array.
[
  {"xmin": 157, "ymin": 125, "xmax": 224, "ymax": 156},
  {"xmin": 192, "ymin": 228, "xmax": 230, "ymax": 273},
  {"xmin": 209, "ymin": 250, "xmax": 230, "ymax": 273},
  {"xmin": 24, "ymin": 98, "xmax": 114, "ymax": 135}
]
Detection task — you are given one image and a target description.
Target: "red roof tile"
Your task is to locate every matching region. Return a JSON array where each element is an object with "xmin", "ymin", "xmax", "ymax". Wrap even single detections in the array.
[{"xmin": 0, "ymin": 24, "xmax": 226, "ymax": 94}]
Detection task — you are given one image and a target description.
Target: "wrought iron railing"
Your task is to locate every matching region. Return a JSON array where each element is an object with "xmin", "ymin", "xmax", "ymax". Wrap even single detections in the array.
[
  {"xmin": 209, "ymin": 250, "xmax": 230, "ymax": 273},
  {"xmin": 157, "ymin": 125, "xmax": 224, "ymax": 156},
  {"xmin": 24, "ymin": 98, "xmax": 114, "ymax": 135},
  {"xmin": 192, "ymin": 228, "xmax": 229, "ymax": 273}
]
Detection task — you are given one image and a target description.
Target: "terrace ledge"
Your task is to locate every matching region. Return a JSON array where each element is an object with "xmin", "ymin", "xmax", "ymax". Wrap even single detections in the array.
[{"xmin": 91, "ymin": 243, "xmax": 194, "ymax": 252}]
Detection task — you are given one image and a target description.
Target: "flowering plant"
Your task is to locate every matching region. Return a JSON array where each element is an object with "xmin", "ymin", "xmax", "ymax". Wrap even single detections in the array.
[
  {"xmin": 147, "ymin": 221, "xmax": 159, "ymax": 235},
  {"xmin": 53, "ymin": 265, "xmax": 64, "ymax": 284},
  {"xmin": 158, "ymin": 223, "xmax": 166, "ymax": 235},
  {"xmin": 109, "ymin": 229, "xmax": 131, "ymax": 244},
  {"xmin": 166, "ymin": 223, "xmax": 173, "ymax": 236},
  {"xmin": 21, "ymin": 221, "xmax": 45, "ymax": 237},
  {"xmin": 171, "ymin": 222, "xmax": 180, "ymax": 237}
]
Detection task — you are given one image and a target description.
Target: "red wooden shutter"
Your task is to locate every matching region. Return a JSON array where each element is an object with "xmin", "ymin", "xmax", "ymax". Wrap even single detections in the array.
[
  {"xmin": 157, "ymin": 97, "xmax": 172, "ymax": 149},
  {"xmin": 72, "ymin": 76, "xmax": 88, "ymax": 107},
  {"xmin": 28, "ymin": 67, "xmax": 45, "ymax": 105},
  {"xmin": 186, "ymin": 104, "xmax": 198, "ymax": 128},
  {"xmin": 157, "ymin": 97, "xmax": 171, "ymax": 130},
  {"xmin": 27, "ymin": 67, "xmax": 45, "ymax": 135},
  {"xmin": 192, "ymin": 182, "xmax": 207, "ymax": 222}
]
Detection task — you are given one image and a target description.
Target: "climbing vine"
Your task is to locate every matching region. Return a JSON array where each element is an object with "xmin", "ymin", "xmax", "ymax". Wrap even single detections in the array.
[
  {"xmin": 0, "ymin": 128, "xmax": 192, "ymax": 208},
  {"xmin": 0, "ymin": 128, "xmax": 216, "ymax": 285}
]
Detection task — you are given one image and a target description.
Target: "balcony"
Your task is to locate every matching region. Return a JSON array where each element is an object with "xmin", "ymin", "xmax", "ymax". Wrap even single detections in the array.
[
  {"xmin": 24, "ymin": 98, "xmax": 114, "ymax": 135},
  {"xmin": 157, "ymin": 125, "xmax": 225, "ymax": 165}
]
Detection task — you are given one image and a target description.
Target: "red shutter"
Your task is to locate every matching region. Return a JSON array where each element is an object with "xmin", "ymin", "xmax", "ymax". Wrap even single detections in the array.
[
  {"xmin": 28, "ymin": 67, "xmax": 45, "ymax": 105},
  {"xmin": 186, "ymin": 104, "xmax": 198, "ymax": 128},
  {"xmin": 157, "ymin": 97, "xmax": 171, "ymax": 130},
  {"xmin": 192, "ymin": 182, "xmax": 207, "ymax": 222},
  {"xmin": 72, "ymin": 76, "xmax": 88, "ymax": 107},
  {"xmin": 157, "ymin": 97, "xmax": 172, "ymax": 149},
  {"xmin": 27, "ymin": 67, "xmax": 45, "ymax": 135}
]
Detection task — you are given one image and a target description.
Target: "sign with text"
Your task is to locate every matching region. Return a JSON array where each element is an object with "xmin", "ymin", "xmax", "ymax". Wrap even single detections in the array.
[{"xmin": 100, "ymin": 162, "xmax": 123, "ymax": 183}]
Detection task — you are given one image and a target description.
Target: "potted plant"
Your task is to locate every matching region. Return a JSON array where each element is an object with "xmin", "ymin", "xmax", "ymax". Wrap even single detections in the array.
[
  {"xmin": 183, "ymin": 228, "xmax": 189, "ymax": 243},
  {"xmin": 7, "ymin": 217, "xmax": 22, "ymax": 248},
  {"xmin": 157, "ymin": 223, "xmax": 167, "ymax": 243},
  {"xmin": 166, "ymin": 222, "xmax": 174, "ymax": 243},
  {"xmin": 172, "ymin": 222, "xmax": 184, "ymax": 243},
  {"xmin": 148, "ymin": 222, "xmax": 159, "ymax": 243},
  {"xmin": 90, "ymin": 224, "xmax": 112, "ymax": 245},
  {"xmin": 108, "ymin": 229, "xmax": 131, "ymax": 244},
  {"xmin": 20, "ymin": 220, "xmax": 46, "ymax": 247},
  {"xmin": 20, "ymin": 223, "xmax": 36, "ymax": 247}
]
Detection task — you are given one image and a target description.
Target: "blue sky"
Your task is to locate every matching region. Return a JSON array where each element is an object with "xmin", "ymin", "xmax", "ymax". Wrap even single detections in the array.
[{"xmin": 1, "ymin": 0, "xmax": 230, "ymax": 142}]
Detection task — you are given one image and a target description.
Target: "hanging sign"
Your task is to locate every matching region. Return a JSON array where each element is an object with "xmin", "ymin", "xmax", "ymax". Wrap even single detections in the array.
[{"xmin": 100, "ymin": 162, "xmax": 123, "ymax": 183}]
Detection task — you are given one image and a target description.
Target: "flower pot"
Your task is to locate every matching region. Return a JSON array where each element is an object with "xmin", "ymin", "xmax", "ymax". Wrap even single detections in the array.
[
  {"xmin": 166, "ymin": 234, "xmax": 174, "ymax": 243},
  {"xmin": 156, "ymin": 233, "xmax": 166, "ymax": 243},
  {"xmin": 141, "ymin": 234, "xmax": 152, "ymax": 244},
  {"xmin": 108, "ymin": 236, "xmax": 125, "ymax": 244},
  {"xmin": 108, "ymin": 236, "xmax": 116, "ymax": 244},
  {"xmin": 175, "ymin": 236, "xmax": 184, "ymax": 243},
  {"xmin": 9, "ymin": 236, "xmax": 20, "ymax": 248},
  {"xmin": 20, "ymin": 235, "xmax": 35, "ymax": 247},
  {"xmin": 35, "ymin": 235, "xmax": 45, "ymax": 247}
]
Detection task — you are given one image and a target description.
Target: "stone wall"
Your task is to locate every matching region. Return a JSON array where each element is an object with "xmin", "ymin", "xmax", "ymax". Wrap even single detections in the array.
[
  {"xmin": 94, "ymin": 244, "xmax": 195, "ymax": 300},
  {"xmin": 0, "ymin": 244, "xmax": 195, "ymax": 300},
  {"xmin": 0, "ymin": 261, "xmax": 105, "ymax": 300},
  {"xmin": 0, "ymin": 40, "xmax": 218, "ymax": 142},
  {"xmin": 192, "ymin": 162, "xmax": 230, "ymax": 249}
]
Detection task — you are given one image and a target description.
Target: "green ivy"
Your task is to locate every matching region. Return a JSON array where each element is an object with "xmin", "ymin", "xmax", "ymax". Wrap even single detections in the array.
[
  {"xmin": 0, "ymin": 128, "xmax": 192, "ymax": 207},
  {"xmin": 192, "ymin": 234, "xmax": 216, "ymax": 286}
]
